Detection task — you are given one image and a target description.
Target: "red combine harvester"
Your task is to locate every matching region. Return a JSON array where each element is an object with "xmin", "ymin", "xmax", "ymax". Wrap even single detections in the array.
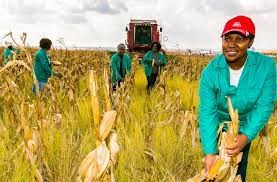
[{"xmin": 125, "ymin": 19, "xmax": 162, "ymax": 53}]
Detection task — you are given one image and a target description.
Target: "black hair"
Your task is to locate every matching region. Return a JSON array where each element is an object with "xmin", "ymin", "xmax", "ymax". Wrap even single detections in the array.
[
  {"xmin": 247, "ymin": 33, "xmax": 255, "ymax": 40},
  {"xmin": 8, "ymin": 46, "xmax": 13, "ymax": 50},
  {"xmin": 151, "ymin": 42, "xmax": 161, "ymax": 51},
  {"xmin": 39, "ymin": 38, "xmax": 52, "ymax": 50},
  {"xmin": 224, "ymin": 32, "xmax": 255, "ymax": 40}
]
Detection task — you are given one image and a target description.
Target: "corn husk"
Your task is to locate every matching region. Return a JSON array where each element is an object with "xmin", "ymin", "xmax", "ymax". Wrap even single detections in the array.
[
  {"xmin": 187, "ymin": 97, "xmax": 243, "ymax": 181},
  {"xmin": 107, "ymin": 130, "xmax": 120, "ymax": 165},
  {"xmin": 103, "ymin": 68, "xmax": 111, "ymax": 111},
  {"xmin": 99, "ymin": 110, "xmax": 117, "ymax": 141},
  {"xmin": 227, "ymin": 165, "xmax": 239, "ymax": 182},
  {"xmin": 216, "ymin": 162, "xmax": 230, "ymax": 181},
  {"xmin": 225, "ymin": 132, "xmax": 236, "ymax": 148},
  {"xmin": 186, "ymin": 169, "xmax": 205, "ymax": 182},
  {"xmin": 89, "ymin": 70, "xmax": 100, "ymax": 141},
  {"xmin": 234, "ymin": 175, "xmax": 242, "ymax": 182},
  {"xmin": 77, "ymin": 141, "xmax": 110, "ymax": 181},
  {"xmin": 206, "ymin": 158, "xmax": 224, "ymax": 180}
]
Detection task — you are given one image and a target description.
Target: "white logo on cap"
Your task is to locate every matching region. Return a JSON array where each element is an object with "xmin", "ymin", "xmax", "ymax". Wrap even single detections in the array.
[{"xmin": 232, "ymin": 22, "xmax": 242, "ymax": 27}]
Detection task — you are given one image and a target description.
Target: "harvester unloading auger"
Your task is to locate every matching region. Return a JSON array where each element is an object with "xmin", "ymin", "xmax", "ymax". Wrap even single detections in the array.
[{"xmin": 187, "ymin": 96, "xmax": 243, "ymax": 182}]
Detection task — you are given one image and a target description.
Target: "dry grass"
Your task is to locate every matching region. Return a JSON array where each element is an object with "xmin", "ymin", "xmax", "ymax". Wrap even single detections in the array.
[{"xmin": 0, "ymin": 45, "xmax": 276, "ymax": 181}]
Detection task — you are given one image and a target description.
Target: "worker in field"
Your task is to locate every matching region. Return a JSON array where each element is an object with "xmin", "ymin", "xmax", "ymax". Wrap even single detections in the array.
[
  {"xmin": 33, "ymin": 38, "xmax": 62, "ymax": 93},
  {"xmin": 199, "ymin": 15, "xmax": 276, "ymax": 181},
  {"xmin": 143, "ymin": 42, "xmax": 167, "ymax": 91},
  {"xmin": 110, "ymin": 43, "xmax": 132, "ymax": 91},
  {"xmin": 3, "ymin": 42, "xmax": 19, "ymax": 65}
]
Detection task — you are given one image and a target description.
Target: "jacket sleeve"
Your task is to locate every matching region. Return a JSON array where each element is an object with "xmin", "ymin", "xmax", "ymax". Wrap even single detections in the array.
[
  {"xmin": 4, "ymin": 50, "xmax": 13, "ymax": 63},
  {"xmin": 111, "ymin": 55, "xmax": 122, "ymax": 81},
  {"xmin": 14, "ymin": 48, "xmax": 21, "ymax": 54},
  {"xmin": 40, "ymin": 53, "xmax": 52, "ymax": 77},
  {"xmin": 243, "ymin": 61, "xmax": 276, "ymax": 142},
  {"xmin": 143, "ymin": 52, "xmax": 153, "ymax": 64},
  {"xmin": 159, "ymin": 53, "xmax": 167, "ymax": 66},
  {"xmin": 127, "ymin": 56, "xmax": 132, "ymax": 73},
  {"xmin": 199, "ymin": 68, "xmax": 219, "ymax": 155}
]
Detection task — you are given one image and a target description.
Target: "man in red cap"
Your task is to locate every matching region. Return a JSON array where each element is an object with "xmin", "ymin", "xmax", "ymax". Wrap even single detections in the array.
[{"xmin": 198, "ymin": 15, "xmax": 276, "ymax": 181}]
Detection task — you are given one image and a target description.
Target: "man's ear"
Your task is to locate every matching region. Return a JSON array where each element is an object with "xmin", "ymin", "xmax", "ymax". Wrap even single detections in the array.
[{"xmin": 248, "ymin": 39, "xmax": 254, "ymax": 48}]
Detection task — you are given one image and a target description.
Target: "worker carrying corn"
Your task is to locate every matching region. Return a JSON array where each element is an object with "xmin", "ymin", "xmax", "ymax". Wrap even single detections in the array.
[
  {"xmin": 110, "ymin": 43, "xmax": 132, "ymax": 91},
  {"xmin": 143, "ymin": 42, "xmax": 167, "ymax": 92},
  {"xmin": 198, "ymin": 15, "xmax": 276, "ymax": 181},
  {"xmin": 33, "ymin": 38, "xmax": 62, "ymax": 93}
]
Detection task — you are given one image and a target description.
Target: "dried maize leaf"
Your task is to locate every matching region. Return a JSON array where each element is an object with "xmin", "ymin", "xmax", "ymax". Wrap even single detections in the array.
[
  {"xmin": 38, "ymin": 119, "xmax": 50, "ymax": 129},
  {"xmin": 52, "ymin": 61, "xmax": 62, "ymax": 65},
  {"xmin": 262, "ymin": 136, "xmax": 271, "ymax": 154},
  {"xmin": 225, "ymin": 133, "xmax": 235, "ymax": 148},
  {"xmin": 0, "ymin": 60, "xmax": 31, "ymax": 75},
  {"xmin": 235, "ymin": 152, "xmax": 243, "ymax": 165},
  {"xmin": 68, "ymin": 89, "xmax": 74, "ymax": 102},
  {"xmin": 27, "ymin": 140, "xmax": 38, "ymax": 154},
  {"xmin": 23, "ymin": 126, "xmax": 32, "ymax": 143},
  {"xmin": 270, "ymin": 148, "xmax": 277, "ymax": 166},
  {"xmin": 180, "ymin": 111, "xmax": 190, "ymax": 137},
  {"xmin": 217, "ymin": 123, "xmax": 225, "ymax": 138},
  {"xmin": 20, "ymin": 32, "xmax": 27, "ymax": 44},
  {"xmin": 270, "ymin": 148, "xmax": 277, "ymax": 158},
  {"xmin": 232, "ymin": 109, "xmax": 239, "ymax": 135},
  {"xmin": 2, "ymin": 32, "xmax": 12, "ymax": 39},
  {"xmin": 35, "ymin": 169, "xmax": 43, "ymax": 182},
  {"xmin": 226, "ymin": 96, "xmax": 235, "ymax": 121},
  {"xmin": 227, "ymin": 165, "xmax": 238, "ymax": 182},
  {"xmin": 234, "ymin": 175, "xmax": 242, "ymax": 182},
  {"xmin": 110, "ymin": 170, "xmax": 116, "ymax": 182}
]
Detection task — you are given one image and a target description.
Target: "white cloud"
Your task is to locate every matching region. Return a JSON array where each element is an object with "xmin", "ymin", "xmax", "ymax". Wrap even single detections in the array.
[
  {"xmin": 0, "ymin": 0, "xmax": 276, "ymax": 49},
  {"xmin": 60, "ymin": 13, "xmax": 88, "ymax": 24},
  {"xmin": 84, "ymin": 0, "xmax": 128, "ymax": 15}
]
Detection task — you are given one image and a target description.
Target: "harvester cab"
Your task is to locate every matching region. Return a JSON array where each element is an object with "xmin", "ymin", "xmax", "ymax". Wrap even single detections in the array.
[{"xmin": 125, "ymin": 19, "xmax": 162, "ymax": 59}]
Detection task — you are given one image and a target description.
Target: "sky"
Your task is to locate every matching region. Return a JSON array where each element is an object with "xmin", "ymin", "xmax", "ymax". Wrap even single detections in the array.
[{"xmin": 0, "ymin": 0, "xmax": 276, "ymax": 50}]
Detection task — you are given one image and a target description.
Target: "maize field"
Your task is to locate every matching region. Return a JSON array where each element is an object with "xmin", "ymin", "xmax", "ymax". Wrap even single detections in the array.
[{"xmin": 0, "ymin": 34, "xmax": 276, "ymax": 181}]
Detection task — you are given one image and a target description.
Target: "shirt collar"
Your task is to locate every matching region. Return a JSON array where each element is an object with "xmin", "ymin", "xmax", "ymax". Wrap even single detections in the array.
[{"xmin": 40, "ymin": 48, "xmax": 47, "ymax": 53}]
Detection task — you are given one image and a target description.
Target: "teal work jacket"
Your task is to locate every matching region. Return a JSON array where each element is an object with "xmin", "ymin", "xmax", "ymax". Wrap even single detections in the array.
[
  {"xmin": 143, "ymin": 51, "xmax": 167, "ymax": 76},
  {"xmin": 199, "ymin": 50, "xmax": 276, "ymax": 155},
  {"xmin": 110, "ymin": 53, "xmax": 131, "ymax": 85},
  {"xmin": 3, "ymin": 48, "xmax": 14, "ymax": 64},
  {"xmin": 34, "ymin": 49, "xmax": 53, "ymax": 83}
]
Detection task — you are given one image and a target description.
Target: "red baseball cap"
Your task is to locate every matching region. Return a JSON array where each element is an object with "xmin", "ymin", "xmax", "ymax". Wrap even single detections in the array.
[{"xmin": 221, "ymin": 15, "xmax": 255, "ymax": 37}]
